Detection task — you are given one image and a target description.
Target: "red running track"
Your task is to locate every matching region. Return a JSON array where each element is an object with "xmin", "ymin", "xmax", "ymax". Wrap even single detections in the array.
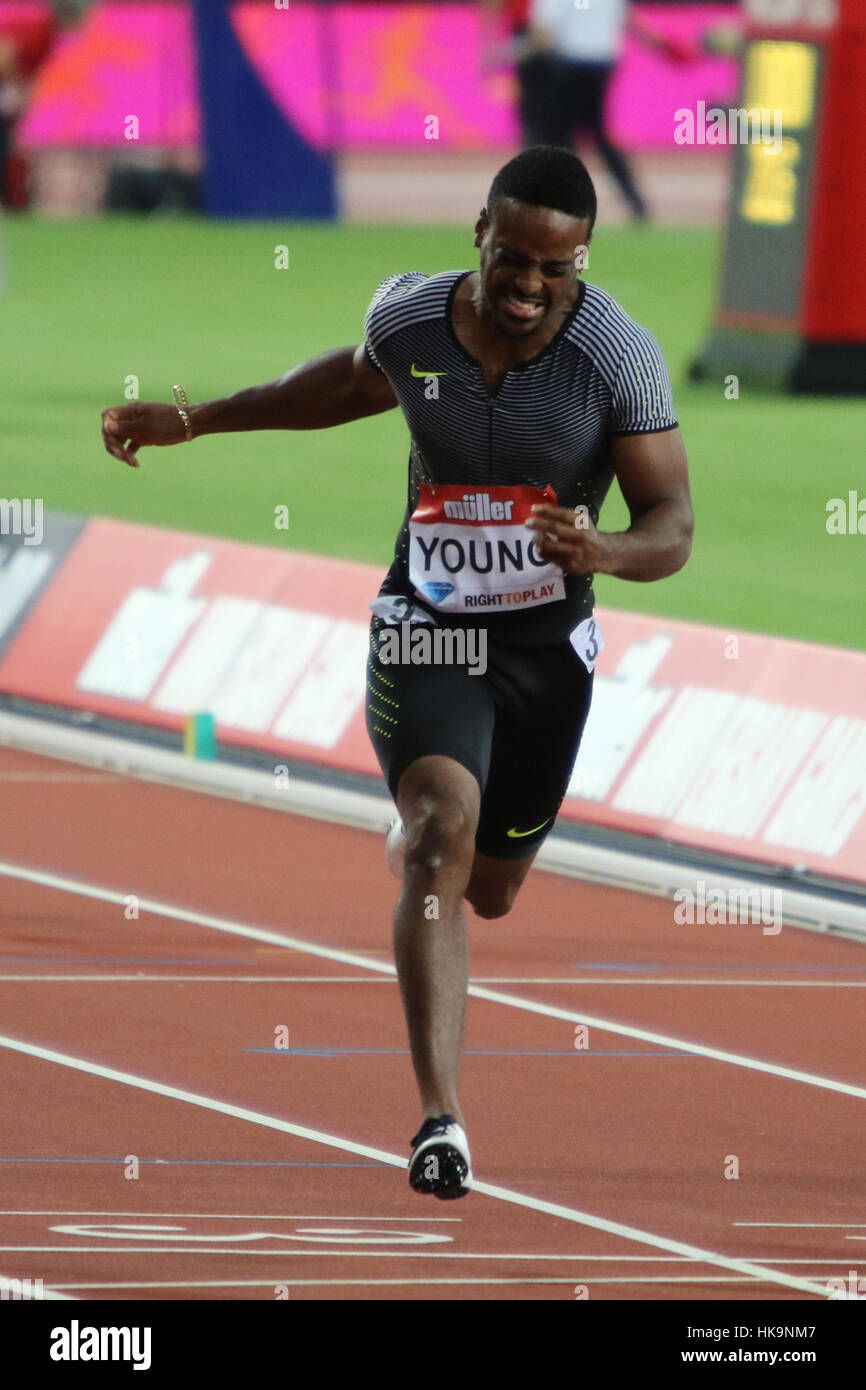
[{"xmin": 1, "ymin": 746, "xmax": 864, "ymax": 1301}]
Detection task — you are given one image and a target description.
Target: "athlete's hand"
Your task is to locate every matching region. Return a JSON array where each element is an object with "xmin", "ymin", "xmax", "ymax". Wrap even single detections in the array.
[
  {"xmin": 101, "ymin": 402, "xmax": 189, "ymax": 467},
  {"xmin": 524, "ymin": 504, "xmax": 610, "ymax": 576}
]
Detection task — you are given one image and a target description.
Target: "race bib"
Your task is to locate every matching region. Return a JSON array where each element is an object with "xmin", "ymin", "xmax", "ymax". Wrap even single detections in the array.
[
  {"xmin": 408, "ymin": 483, "xmax": 566, "ymax": 614},
  {"xmin": 570, "ymin": 615, "xmax": 603, "ymax": 673},
  {"xmin": 369, "ymin": 595, "xmax": 436, "ymax": 626}
]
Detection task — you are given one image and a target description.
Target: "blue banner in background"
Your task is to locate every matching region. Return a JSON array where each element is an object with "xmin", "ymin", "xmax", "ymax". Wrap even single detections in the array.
[{"xmin": 190, "ymin": 0, "xmax": 337, "ymax": 219}]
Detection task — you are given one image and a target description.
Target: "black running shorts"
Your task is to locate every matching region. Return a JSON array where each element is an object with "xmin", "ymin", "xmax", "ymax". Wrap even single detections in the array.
[{"xmin": 365, "ymin": 614, "xmax": 594, "ymax": 860}]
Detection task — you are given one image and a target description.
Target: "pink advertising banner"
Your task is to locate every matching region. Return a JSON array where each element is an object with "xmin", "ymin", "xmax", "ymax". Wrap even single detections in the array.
[{"xmin": 11, "ymin": 1, "xmax": 740, "ymax": 151}]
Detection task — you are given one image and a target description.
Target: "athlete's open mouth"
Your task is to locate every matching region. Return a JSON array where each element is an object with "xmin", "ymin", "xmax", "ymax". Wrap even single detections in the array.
[{"xmin": 501, "ymin": 292, "xmax": 546, "ymax": 323}]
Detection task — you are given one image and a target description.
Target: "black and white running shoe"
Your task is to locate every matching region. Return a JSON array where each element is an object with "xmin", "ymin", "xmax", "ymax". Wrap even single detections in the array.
[{"xmin": 408, "ymin": 1115, "xmax": 472, "ymax": 1200}]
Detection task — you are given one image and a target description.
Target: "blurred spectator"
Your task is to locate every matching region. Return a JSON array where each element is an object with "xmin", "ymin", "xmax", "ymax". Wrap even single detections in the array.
[
  {"xmin": 0, "ymin": 9, "xmax": 52, "ymax": 206},
  {"xmin": 104, "ymin": 159, "xmax": 201, "ymax": 217},
  {"xmin": 0, "ymin": 1, "xmax": 90, "ymax": 207},
  {"xmin": 511, "ymin": 0, "xmax": 693, "ymax": 221}
]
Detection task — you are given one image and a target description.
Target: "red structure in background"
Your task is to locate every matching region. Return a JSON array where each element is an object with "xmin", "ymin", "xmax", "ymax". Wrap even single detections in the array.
[
  {"xmin": 693, "ymin": 0, "xmax": 866, "ymax": 392},
  {"xmin": 0, "ymin": 3, "xmax": 53, "ymax": 74},
  {"xmin": 0, "ymin": 1, "xmax": 56, "ymax": 206},
  {"xmin": 801, "ymin": 0, "xmax": 866, "ymax": 346}
]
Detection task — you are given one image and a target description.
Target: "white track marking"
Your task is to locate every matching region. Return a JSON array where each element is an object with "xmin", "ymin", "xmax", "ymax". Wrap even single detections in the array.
[
  {"xmin": 0, "ymin": 1249, "xmax": 850, "ymax": 1266},
  {"xmin": 0, "ymin": 861, "xmax": 393, "ymax": 971},
  {"xmin": 466, "ymin": 986, "xmax": 866, "ymax": 1099},
  {"xmin": 43, "ymin": 1276, "xmax": 799, "ymax": 1290},
  {"xmin": 1, "ymin": 975, "xmax": 864, "ymax": 987},
  {"xmin": 735, "ymin": 1223, "xmax": 866, "ymax": 1228},
  {"xmin": 0, "ymin": 1211, "xmax": 458, "ymax": 1220},
  {"xmin": 472, "ymin": 979, "xmax": 866, "ymax": 988},
  {"xmin": 0, "ymin": 1032, "xmax": 831, "ymax": 1298},
  {"xmin": 0, "ymin": 1251, "xmax": 717, "ymax": 1262},
  {"xmin": 470, "ymin": 980, "xmax": 866, "ymax": 988},
  {"xmin": 2, "ymin": 861, "xmax": 864, "ymax": 1102},
  {"xmin": 0, "ymin": 976, "xmax": 392, "ymax": 984}
]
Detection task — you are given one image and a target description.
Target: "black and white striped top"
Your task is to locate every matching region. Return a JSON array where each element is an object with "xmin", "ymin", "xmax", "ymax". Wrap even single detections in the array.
[{"xmin": 364, "ymin": 269, "xmax": 678, "ymax": 646}]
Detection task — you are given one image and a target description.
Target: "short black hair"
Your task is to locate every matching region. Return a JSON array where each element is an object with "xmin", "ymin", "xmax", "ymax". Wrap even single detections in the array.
[{"xmin": 487, "ymin": 146, "xmax": 597, "ymax": 231}]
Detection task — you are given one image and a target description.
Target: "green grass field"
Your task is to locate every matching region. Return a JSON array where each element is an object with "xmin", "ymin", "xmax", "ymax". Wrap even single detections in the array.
[{"xmin": 2, "ymin": 215, "xmax": 864, "ymax": 651}]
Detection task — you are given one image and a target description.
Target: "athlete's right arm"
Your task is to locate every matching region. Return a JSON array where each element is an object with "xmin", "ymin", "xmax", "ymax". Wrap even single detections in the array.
[{"xmin": 101, "ymin": 344, "xmax": 398, "ymax": 467}]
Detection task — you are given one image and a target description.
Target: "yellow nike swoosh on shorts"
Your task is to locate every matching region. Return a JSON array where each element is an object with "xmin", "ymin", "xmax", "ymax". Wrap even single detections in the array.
[
  {"xmin": 506, "ymin": 817, "xmax": 553, "ymax": 839},
  {"xmin": 410, "ymin": 364, "xmax": 447, "ymax": 377}
]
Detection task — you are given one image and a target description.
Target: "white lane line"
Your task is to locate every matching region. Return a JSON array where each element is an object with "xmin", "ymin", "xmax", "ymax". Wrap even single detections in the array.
[
  {"xmin": 475, "ymin": 980, "xmax": 866, "ymax": 988},
  {"xmin": 0, "ymin": 1249, "xmax": 703, "ymax": 1258},
  {"xmin": 0, "ymin": 976, "xmax": 388, "ymax": 984},
  {"xmin": 0, "ymin": 1249, "xmax": 850, "ymax": 1265},
  {"xmin": 466, "ymin": 987, "xmax": 866, "ymax": 1100},
  {"xmin": 0, "ymin": 861, "xmax": 394, "ymax": 973},
  {"xmin": 2, "ymin": 861, "xmax": 864, "ymax": 1102},
  {"xmin": 45, "ymin": 1277, "xmax": 785, "ymax": 1290},
  {"xmin": 0, "ymin": 1211, "xmax": 458, "ymax": 1221},
  {"xmin": 735, "ymin": 1223, "xmax": 866, "ymax": 1228},
  {"xmin": 473, "ymin": 980, "xmax": 866, "ymax": 988},
  {"xmin": 0, "ymin": 1032, "xmax": 830, "ymax": 1298},
  {"xmin": 2, "ymin": 976, "xmax": 865, "ymax": 987}
]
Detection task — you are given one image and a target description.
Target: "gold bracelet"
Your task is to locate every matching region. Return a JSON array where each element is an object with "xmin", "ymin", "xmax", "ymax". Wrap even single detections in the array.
[{"xmin": 172, "ymin": 384, "xmax": 194, "ymax": 442}]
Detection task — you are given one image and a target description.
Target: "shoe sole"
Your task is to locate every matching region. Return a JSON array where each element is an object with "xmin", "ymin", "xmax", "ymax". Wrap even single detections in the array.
[{"xmin": 408, "ymin": 1139, "xmax": 472, "ymax": 1200}]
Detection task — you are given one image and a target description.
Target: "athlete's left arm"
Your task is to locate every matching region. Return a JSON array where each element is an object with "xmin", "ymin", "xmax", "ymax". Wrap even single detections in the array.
[{"xmin": 526, "ymin": 427, "xmax": 693, "ymax": 582}]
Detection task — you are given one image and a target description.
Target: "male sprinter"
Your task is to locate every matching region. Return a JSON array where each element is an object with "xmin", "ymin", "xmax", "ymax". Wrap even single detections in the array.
[{"xmin": 101, "ymin": 147, "xmax": 693, "ymax": 1200}]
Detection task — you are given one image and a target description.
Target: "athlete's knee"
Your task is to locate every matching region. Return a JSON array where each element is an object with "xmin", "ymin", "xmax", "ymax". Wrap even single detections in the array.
[
  {"xmin": 465, "ymin": 851, "xmax": 534, "ymax": 920},
  {"xmin": 465, "ymin": 881, "xmax": 519, "ymax": 921},
  {"xmin": 403, "ymin": 799, "xmax": 476, "ymax": 878}
]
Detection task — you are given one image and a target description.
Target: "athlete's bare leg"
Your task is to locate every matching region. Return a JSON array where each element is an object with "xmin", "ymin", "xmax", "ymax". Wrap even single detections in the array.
[
  {"xmin": 393, "ymin": 755, "xmax": 480, "ymax": 1128},
  {"xmin": 390, "ymin": 772, "xmax": 539, "ymax": 1125},
  {"xmin": 388, "ymin": 819, "xmax": 538, "ymax": 918},
  {"xmin": 463, "ymin": 849, "xmax": 538, "ymax": 920}
]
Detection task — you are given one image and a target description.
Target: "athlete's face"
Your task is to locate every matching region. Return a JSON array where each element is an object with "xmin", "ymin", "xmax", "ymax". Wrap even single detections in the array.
[{"xmin": 474, "ymin": 200, "xmax": 593, "ymax": 341}]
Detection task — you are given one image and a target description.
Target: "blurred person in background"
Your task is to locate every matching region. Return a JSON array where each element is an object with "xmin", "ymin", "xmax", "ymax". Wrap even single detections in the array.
[
  {"xmin": 0, "ymin": 0, "xmax": 88, "ymax": 207},
  {"xmin": 0, "ymin": 34, "xmax": 22, "ymax": 205},
  {"xmin": 0, "ymin": 14, "xmax": 50, "ymax": 207},
  {"xmin": 480, "ymin": 0, "xmax": 532, "ymax": 70},
  {"xmin": 503, "ymin": 0, "xmax": 692, "ymax": 222}
]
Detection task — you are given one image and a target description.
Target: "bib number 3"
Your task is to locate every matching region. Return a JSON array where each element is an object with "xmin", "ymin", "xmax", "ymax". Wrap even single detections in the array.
[{"xmin": 570, "ymin": 616, "xmax": 603, "ymax": 673}]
